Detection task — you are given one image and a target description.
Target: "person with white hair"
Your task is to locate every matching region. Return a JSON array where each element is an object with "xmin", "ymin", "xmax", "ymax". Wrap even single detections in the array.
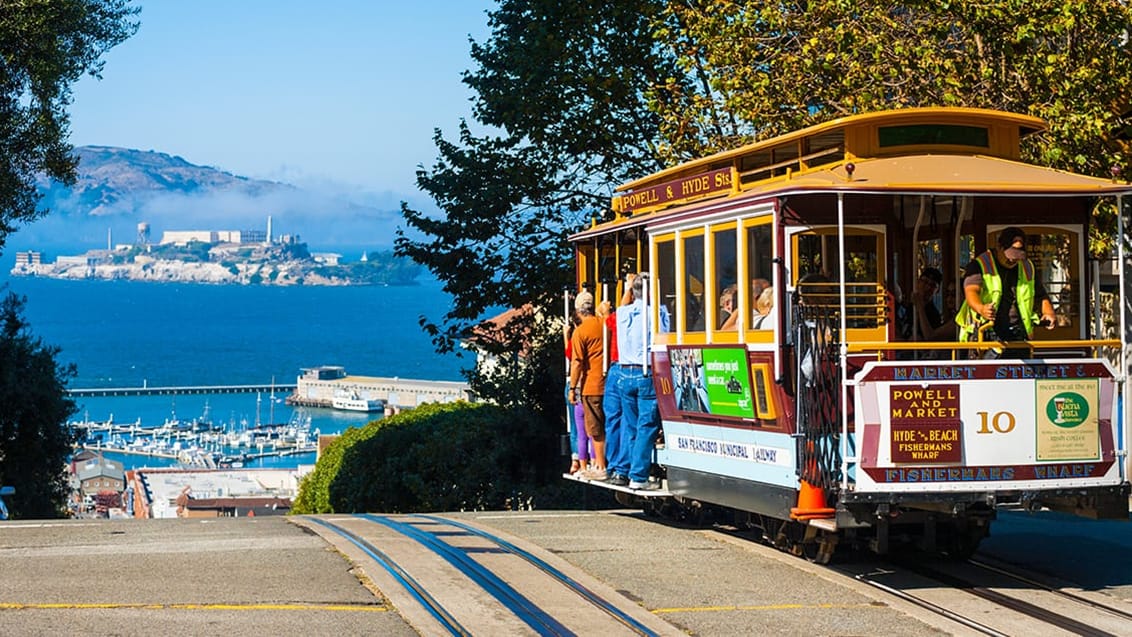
[{"xmin": 615, "ymin": 272, "xmax": 662, "ymax": 490}]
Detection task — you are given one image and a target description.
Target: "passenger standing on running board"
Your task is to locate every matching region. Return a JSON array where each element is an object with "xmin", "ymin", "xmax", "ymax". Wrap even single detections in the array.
[
  {"xmin": 569, "ymin": 290, "xmax": 608, "ymax": 480},
  {"xmin": 601, "ymin": 275, "xmax": 635, "ymax": 488},
  {"xmin": 616, "ymin": 272, "xmax": 661, "ymax": 491}
]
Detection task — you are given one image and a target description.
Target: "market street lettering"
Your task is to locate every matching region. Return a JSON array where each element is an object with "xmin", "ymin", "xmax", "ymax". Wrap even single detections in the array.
[
  {"xmin": 994, "ymin": 364, "xmax": 1086, "ymax": 379},
  {"xmin": 893, "ymin": 366, "xmax": 976, "ymax": 380}
]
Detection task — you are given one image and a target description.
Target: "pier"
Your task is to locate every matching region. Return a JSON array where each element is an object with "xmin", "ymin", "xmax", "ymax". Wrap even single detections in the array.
[{"xmin": 68, "ymin": 383, "xmax": 296, "ymax": 398}]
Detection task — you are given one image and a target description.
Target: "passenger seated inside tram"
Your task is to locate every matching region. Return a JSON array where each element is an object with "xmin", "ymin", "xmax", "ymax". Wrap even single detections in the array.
[
  {"xmin": 718, "ymin": 284, "xmax": 738, "ymax": 330},
  {"xmin": 751, "ymin": 286, "xmax": 775, "ymax": 329},
  {"xmin": 750, "ymin": 278, "xmax": 770, "ymax": 301},
  {"xmin": 910, "ymin": 267, "xmax": 955, "ymax": 342}
]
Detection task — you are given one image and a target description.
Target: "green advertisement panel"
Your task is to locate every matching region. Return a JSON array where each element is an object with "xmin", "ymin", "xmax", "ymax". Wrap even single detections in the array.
[{"xmin": 669, "ymin": 346, "xmax": 754, "ymax": 418}]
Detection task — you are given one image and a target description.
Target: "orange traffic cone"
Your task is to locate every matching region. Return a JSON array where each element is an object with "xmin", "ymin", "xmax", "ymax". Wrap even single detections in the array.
[{"xmin": 790, "ymin": 478, "xmax": 835, "ymax": 520}]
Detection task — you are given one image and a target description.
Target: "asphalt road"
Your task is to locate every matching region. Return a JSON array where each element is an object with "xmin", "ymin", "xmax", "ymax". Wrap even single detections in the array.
[{"xmin": 1, "ymin": 508, "xmax": 1129, "ymax": 636}]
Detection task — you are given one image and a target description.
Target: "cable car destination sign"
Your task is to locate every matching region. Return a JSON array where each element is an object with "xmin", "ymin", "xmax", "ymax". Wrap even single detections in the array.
[{"xmin": 614, "ymin": 167, "xmax": 735, "ymax": 215}]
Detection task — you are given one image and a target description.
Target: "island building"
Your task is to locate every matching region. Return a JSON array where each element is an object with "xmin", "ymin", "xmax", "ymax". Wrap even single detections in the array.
[
  {"xmin": 286, "ymin": 365, "xmax": 472, "ymax": 412},
  {"xmin": 14, "ymin": 251, "xmax": 41, "ymax": 266},
  {"xmin": 159, "ymin": 214, "xmax": 275, "ymax": 247}
]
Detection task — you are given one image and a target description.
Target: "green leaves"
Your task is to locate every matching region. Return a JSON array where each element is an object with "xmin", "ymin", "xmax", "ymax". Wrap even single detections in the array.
[
  {"xmin": 0, "ymin": 1, "xmax": 138, "ymax": 249},
  {"xmin": 0, "ymin": 291, "xmax": 78, "ymax": 518},
  {"xmin": 293, "ymin": 401, "xmax": 567, "ymax": 514},
  {"xmin": 662, "ymin": 1, "xmax": 1132, "ymax": 254}
]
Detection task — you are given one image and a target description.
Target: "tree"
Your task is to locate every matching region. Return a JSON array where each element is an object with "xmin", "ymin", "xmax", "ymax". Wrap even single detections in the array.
[
  {"xmin": 0, "ymin": 291, "xmax": 79, "ymax": 518},
  {"xmin": 401, "ymin": 1, "xmax": 1132, "ymax": 408},
  {"xmin": 662, "ymin": 1, "xmax": 1132, "ymax": 253},
  {"xmin": 0, "ymin": 0, "xmax": 139, "ymax": 251},
  {"xmin": 396, "ymin": 0, "xmax": 683, "ymax": 356}
]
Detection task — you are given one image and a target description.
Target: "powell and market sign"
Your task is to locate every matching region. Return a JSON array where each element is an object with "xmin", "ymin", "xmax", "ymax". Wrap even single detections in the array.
[{"xmin": 614, "ymin": 167, "xmax": 735, "ymax": 215}]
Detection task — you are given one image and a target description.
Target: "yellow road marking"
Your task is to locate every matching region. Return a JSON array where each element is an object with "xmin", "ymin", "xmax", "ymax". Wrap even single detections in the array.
[
  {"xmin": 0, "ymin": 602, "xmax": 389, "ymax": 612},
  {"xmin": 654, "ymin": 602, "xmax": 884, "ymax": 614}
]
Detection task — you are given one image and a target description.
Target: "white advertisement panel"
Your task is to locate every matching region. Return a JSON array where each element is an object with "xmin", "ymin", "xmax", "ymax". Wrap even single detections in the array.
[{"xmin": 851, "ymin": 359, "xmax": 1119, "ymax": 493}]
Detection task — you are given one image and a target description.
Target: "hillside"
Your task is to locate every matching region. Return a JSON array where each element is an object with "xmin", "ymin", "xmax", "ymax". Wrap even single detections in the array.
[
  {"xmin": 20, "ymin": 145, "xmax": 406, "ymax": 250},
  {"xmin": 37, "ymin": 146, "xmax": 292, "ymax": 217}
]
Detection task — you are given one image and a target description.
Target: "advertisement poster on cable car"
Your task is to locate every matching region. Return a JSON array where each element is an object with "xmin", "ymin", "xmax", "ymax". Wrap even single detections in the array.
[
  {"xmin": 668, "ymin": 346, "xmax": 754, "ymax": 418},
  {"xmin": 852, "ymin": 359, "xmax": 1117, "ymax": 493}
]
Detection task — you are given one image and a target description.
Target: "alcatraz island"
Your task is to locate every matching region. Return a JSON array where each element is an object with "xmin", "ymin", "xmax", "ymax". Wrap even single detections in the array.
[{"xmin": 10, "ymin": 217, "xmax": 419, "ymax": 286}]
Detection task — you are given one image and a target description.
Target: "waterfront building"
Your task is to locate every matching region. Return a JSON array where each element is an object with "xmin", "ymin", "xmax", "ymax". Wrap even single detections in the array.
[
  {"xmin": 287, "ymin": 366, "xmax": 472, "ymax": 411},
  {"xmin": 127, "ymin": 468, "xmax": 307, "ymax": 519},
  {"xmin": 75, "ymin": 457, "xmax": 125, "ymax": 498}
]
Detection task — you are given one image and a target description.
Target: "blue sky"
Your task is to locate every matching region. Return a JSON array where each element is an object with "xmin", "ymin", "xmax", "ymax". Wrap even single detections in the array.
[{"xmin": 69, "ymin": 1, "xmax": 494, "ymax": 200}]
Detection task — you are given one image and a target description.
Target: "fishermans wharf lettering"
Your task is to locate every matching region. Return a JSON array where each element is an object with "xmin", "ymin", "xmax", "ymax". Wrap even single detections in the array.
[
  {"xmin": 869, "ymin": 462, "xmax": 1109, "ymax": 483},
  {"xmin": 615, "ymin": 167, "xmax": 734, "ymax": 214}
]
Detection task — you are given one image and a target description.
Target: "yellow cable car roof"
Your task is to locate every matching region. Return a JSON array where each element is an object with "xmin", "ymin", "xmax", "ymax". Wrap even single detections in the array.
[
  {"xmin": 571, "ymin": 108, "xmax": 1132, "ymax": 241},
  {"xmin": 616, "ymin": 107, "xmax": 1046, "ymax": 193}
]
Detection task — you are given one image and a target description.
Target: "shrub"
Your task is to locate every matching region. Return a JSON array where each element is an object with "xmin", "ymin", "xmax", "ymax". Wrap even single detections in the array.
[{"xmin": 292, "ymin": 401, "xmax": 599, "ymax": 514}]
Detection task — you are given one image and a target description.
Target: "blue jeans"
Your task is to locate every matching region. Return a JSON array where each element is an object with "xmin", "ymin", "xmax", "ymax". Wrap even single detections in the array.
[
  {"xmin": 564, "ymin": 381, "xmax": 578, "ymax": 458},
  {"xmin": 619, "ymin": 370, "xmax": 659, "ymax": 483},
  {"xmin": 603, "ymin": 365, "xmax": 628, "ymax": 476}
]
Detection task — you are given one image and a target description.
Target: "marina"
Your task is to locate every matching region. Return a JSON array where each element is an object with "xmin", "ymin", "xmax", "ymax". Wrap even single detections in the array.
[
  {"xmin": 65, "ymin": 368, "xmax": 472, "ymax": 471},
  {"xmin": 66, "ymin": 389, "xmax": 378, "ymax": 472},
  {"xmin": 73, "ymin": 402, "xmax": 322, "ymax": 469}
]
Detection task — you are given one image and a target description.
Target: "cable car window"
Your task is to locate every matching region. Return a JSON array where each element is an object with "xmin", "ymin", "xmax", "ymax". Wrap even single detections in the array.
[
  {"xmin": 794, "ymin": 231, "xmax": 883, "ymax": 329},
  {"xmin": 713, "ymin": 227, "xmax": 737, "ymax": 330},
  {"xmin": 746, "ymin": 223, "xmax": 774, "ymax": 329},
  {"xmin": 684, "ymin": 234, "xmax": 706, "ymax": 332},
  {"xmin": 656, "ymin": 238, "xmax": 675, "ymax": 333},
  {"xmin": 577, "ymin": 242, "xmax": 595, "ymax": 290},
  {"xmin": 878, "ymin": 124, "xmax": 988, "ymax": 148},
  {"xmin": 598, "ymin": 235, "xmax": 617, "ymax": 291}
]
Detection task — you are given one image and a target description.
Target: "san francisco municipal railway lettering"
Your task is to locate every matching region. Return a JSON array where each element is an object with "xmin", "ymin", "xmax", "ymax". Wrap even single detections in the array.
[
  {"xmin": 890, "ymin": 384, "xmax": 962, "ymax": 463},
  {"xmin": 671, "ymin": 434, "xmax": 787, "ymax": 466}
]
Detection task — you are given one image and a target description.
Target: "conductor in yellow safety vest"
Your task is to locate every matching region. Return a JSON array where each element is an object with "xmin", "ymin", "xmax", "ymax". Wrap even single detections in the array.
[{"xmin": 957, "ymin": 227, "xmax": 1056, "ymax": 356}]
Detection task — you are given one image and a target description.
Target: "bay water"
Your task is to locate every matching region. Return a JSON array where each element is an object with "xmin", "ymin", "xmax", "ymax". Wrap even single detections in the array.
[{"xmin": 1, "ymin": 272, "xmax": 467, "ymax": 470}]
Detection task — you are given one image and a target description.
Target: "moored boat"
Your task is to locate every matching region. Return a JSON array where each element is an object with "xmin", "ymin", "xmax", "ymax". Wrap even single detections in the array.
[{"xmin": 331, "ymin": 389, "xmax": 382, "ymax": 412}]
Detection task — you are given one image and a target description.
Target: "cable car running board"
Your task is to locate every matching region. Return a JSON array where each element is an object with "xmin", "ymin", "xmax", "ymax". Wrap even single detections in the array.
[{"xmin": 562, "ymin": 473, "xmax": 672, "ymax": 497}]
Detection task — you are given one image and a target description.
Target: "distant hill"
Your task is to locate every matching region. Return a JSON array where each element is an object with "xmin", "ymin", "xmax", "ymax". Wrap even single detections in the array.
[
  {"xmin": 37, "ymin": 146, "xmax": 293, "ymax": 217},
  {"xmin": 22, "ymin": 146, "xmax": 407, "ymax": 250}
]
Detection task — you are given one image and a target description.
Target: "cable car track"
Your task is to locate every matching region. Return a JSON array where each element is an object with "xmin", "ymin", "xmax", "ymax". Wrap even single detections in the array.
[
  {"xmin": 307, "ymin": 514, "xmax": 667, "ymax": 636},
  {"xmin": 844, "ymin": 555, "xmax": 1132, "ymax": 636},
  {"xmin": 966, "ymin": 556, "xmax": 1132, "ymax": 624}
]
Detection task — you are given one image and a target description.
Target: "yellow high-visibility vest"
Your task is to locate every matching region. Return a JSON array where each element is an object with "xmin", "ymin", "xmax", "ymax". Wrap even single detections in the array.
[{"xmin": 955, "ymin": 250, "xmax": 1037, "ymax": 342}]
